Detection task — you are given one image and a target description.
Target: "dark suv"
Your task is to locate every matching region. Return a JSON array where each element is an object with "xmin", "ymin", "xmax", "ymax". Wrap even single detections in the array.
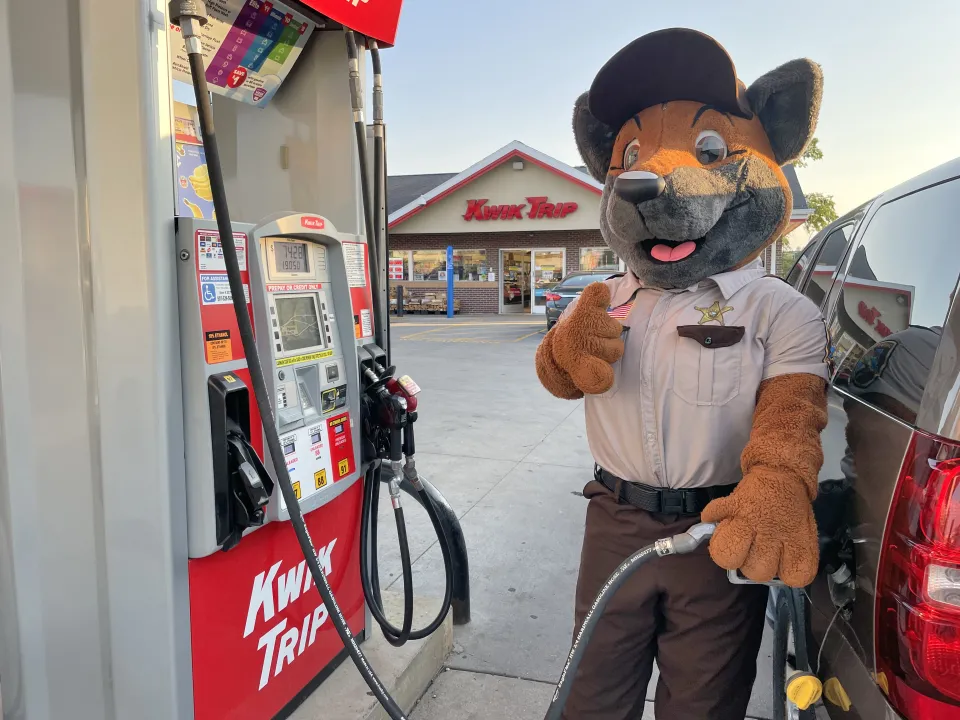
[{"xmin": 772, "ymin": 157, "xmax": 960, "ymax": 720}]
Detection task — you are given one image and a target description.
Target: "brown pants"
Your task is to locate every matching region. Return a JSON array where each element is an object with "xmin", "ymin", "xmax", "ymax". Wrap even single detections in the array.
[{"xmin": 560, "ymin": 481, "xmax": 767, "ymax": 720}]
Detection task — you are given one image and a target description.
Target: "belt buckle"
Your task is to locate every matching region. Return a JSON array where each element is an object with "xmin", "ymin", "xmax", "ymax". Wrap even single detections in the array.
[{"xmin": 660, "ymin": 489, "xmax": 684, "ymax": 514}]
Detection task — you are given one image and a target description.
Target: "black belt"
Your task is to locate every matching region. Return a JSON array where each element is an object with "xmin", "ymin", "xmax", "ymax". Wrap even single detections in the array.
[{"xmin": 594, "ymin": 466, "xmax": 735, "ymax": 516}]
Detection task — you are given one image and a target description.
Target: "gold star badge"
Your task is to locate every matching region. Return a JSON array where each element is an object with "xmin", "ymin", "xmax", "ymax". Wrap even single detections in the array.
[{"xmin": 696, "ymin": 301, "xmax": 734, "ymax": 326}]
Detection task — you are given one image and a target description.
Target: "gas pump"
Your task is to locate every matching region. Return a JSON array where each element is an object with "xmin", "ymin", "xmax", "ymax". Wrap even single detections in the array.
[{"xmin": 167, "ymin": 2, "xmax": 456, "ymax": 719}]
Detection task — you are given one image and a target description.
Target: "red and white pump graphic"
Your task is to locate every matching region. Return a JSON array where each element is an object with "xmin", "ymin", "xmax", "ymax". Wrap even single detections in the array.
[{"xmin": 298, "ymin": 0, "xmax": 404, "ymax": 46}]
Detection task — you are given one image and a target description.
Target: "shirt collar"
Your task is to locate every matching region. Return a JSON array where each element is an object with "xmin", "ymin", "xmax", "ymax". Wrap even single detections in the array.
[
  {"xmin": 687, "ymin": 258, "xmax": 767, "ymax": 300},
  {"xmin": 612, "ymin": 257, "xmax": 767, "ymax": 305}
]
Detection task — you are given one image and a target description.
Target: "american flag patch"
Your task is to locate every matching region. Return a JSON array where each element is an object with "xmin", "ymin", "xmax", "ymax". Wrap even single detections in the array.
[{"xmin": 607, "ymin": 302, "xmax": 634, "ymax": 319}]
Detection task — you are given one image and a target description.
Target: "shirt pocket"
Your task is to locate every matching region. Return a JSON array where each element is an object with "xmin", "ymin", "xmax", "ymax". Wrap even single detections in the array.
[
  {"xmin": 671, "ymin": 325, "xmax": 744, "ymax": 406},
  {"xmin": 597, "ymin": 327, "xmax": 629, "ymax": 399}
]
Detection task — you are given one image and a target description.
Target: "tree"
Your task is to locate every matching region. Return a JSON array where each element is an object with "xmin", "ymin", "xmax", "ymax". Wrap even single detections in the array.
[
  {"xmin": 794, "ymin": 137, "xmax": 838, "ymax": 234},
  {"xmin": 803, "ymin": 192, "xmax": 838, "ymax": 233},
  {"xmin": 793, "ymin": 137, "xmax": 823, "ymax": 168}
]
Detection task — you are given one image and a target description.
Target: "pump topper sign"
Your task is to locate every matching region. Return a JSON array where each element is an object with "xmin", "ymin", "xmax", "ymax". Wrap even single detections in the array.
[
  {"xmin": 463, "ymin": 196, "xmax": 579, "ymax": 222},
  {"xmin": 299, "ymin": 0, "xmax": 404, "ymax": 46},
  {"xmin": 169, "ymin": 0, "xmax": 317, "ymax": 107}
]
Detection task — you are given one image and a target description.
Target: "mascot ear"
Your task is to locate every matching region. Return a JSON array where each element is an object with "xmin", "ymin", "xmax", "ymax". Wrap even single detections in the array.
[
  {"xmin": 573, "ymin": 92, "xmax": 617, "ymax": 182},
  {"xmin": 746, "ymin": 59, "xmax": 823, "ymax": 166}
]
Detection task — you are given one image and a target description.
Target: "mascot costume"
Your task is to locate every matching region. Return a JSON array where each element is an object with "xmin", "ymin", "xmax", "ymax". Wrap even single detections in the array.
[{"xmin": 536, "ymin": 28, "xmax": 829, "ymax": 720}]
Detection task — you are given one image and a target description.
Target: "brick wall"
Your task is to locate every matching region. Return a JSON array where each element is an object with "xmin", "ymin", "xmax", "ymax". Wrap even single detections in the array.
[
  {"xmin": 762, "ymin": 237, "xmax": 787, "ymax": 276},
  {"xmin": 395, "ymin": 284, "xmax": 499, "ymax": 314}
]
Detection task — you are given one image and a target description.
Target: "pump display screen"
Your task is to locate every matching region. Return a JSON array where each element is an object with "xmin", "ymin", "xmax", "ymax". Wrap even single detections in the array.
[
  {"xmin": 275, "ymin": 295, "xmax": 324, "ymax": 352},
  {"xmin": 274, "ymin": 241, "xmax": 310, "ymax": 273}
]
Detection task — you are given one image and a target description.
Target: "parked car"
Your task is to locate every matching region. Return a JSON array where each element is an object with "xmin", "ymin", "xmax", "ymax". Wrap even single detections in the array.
[
  {"xmin": 544, "ymin": 270, "xmax": 624, "ymax": 330},
  {"xmin": 771, "ymin": 157, "xmax": 960, "ymax": 720}
]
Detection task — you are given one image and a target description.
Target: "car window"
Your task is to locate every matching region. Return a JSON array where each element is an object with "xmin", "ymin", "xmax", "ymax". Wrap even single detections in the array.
[
  {"xmin": 801, "ymin": 224, "xmax": 855, "ymax": 309},
  {"xmin": 558, "ymin": 274, "xmax": 608, "ymax": 288},
  {"xmin": 785, "ymin": 240, "xmax": 820, "ymax": 288},
  {"xmin": 828, "ymin": 178, "xmax": 960, "ymax": 424}
]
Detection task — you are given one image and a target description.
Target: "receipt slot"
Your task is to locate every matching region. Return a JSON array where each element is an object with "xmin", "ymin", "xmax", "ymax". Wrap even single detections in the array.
[{"xmin": 175, "ymin": 212, "xmax": 372, "ymax": 719}]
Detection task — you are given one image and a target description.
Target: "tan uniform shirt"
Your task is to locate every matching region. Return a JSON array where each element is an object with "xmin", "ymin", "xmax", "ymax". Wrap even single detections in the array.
[{"xmin": 558, "ymin": 260, "xmax": 829, "ymax": 489}]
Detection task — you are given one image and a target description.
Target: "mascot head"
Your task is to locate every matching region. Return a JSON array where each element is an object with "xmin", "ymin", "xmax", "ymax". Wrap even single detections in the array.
[{"xmin": 574, "ymin": 28, "xmax": 822, "ymax": 289}]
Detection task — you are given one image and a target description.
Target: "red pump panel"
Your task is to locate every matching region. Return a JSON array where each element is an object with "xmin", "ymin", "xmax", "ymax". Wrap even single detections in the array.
[
  {"xmin": 297, "ymin": 0, "xmax": 404, "ymax": 46},
  {"xmin": 189, "ymin": 480, "xmax": 365, "ymax": 720}
]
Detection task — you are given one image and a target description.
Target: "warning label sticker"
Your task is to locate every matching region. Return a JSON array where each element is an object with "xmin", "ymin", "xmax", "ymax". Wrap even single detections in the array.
[
  {"xmin": 205, "ymin": 329, "xmax": 232, "ymax": 364},
  {"xmin": 360, "ymin": 309, "xmax": 373, "ymax": 338},
  {"xmin": 276, "ymin": 349, "xmax": 334, "ymax": 368},
  {"xmin": 343, "ymin": 243, "xmax": 366, "ymax": 288},
  {"xmin": 199, "ymin": 273, "xmax": 250, "ymax": 306}
]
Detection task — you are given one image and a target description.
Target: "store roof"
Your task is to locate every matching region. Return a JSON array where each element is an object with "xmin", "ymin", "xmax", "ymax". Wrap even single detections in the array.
[
  {"xmin": 387, "ymin": 173, "xmax": 457, "ymax": 215},
  {"xmin": 387, "ymin": 141, "xmax": 809, "ymax": 227},
  {"xmin": 388, "ymin": 140, "xmax": 603, "ymax": 228}
]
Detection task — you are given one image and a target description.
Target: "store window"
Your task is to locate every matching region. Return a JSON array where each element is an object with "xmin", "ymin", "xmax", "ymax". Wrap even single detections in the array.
[
  {"xmin": 411, "ymin": 250, "xmax": 444, "ymax": 280},
  {"xmin": 410, "ymin": 249, "xmax": 489, "ymax": 281},
  {"xmin": 388, "ymin": 250, "xmax": 409, "ymax": 281},
  {"xmin": 579, "ymin": 247, "xmax": 619, "ymax": 271},
  {"xmin": 454, "ymin": 250, "xmax": 490, "ymax": 281},
  {"xmin": 829, "ymin": 178, "xmax": 960, "ymax": 423}
]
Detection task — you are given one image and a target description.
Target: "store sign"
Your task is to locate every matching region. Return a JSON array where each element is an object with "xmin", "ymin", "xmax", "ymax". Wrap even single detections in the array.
[
  {"xmin": 463, "ymin": 196, "xmax": 579, "ymax": 222},
  {"xmin": 858, "ymin": 300, "xmax": 893, "ymax": 338},
  {"xmin": 388, "ymin": 258, "xmax": 404, "ymax": 280}
]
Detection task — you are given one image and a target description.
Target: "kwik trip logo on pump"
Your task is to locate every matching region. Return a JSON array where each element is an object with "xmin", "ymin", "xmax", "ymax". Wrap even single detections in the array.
[
  {"xmin": 244, "ymin": 539, "xmax": 338, "ymax": 690},
  {"xmin": 463, "ymin": 196, "xmax": 579, "ymax": 221}
]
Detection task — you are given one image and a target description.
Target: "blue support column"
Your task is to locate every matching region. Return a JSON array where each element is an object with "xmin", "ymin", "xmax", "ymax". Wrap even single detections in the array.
[{"xmin": 446, "ymin": 246, "xmax": 454, "ymax": 318}]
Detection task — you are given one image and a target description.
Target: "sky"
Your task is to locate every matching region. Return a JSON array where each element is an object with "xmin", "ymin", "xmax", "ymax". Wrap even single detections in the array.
[{"xmin": 377, "ymin": 0, "xmax": 960, "ymax": 238}]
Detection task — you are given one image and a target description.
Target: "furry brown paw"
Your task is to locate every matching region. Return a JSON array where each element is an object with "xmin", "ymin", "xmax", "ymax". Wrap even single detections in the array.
[
  {"xmin": 702, "ymin": 470, "xmax": 819, "ymax": 587},
  {"xmin": 549, "ymin": 283, "xmax": 624, "ymax": 395}
]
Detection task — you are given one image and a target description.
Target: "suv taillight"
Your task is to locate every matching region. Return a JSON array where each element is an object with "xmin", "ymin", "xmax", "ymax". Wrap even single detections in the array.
[{"xmin": 877, "ymin": 431, "xmax": 960, "ymax": 718}]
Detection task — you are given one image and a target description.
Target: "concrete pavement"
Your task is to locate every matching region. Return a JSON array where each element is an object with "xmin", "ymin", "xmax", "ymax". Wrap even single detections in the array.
[{"xmin": 372, "ymin": 319, "xmax": 776, "ymax": 719}]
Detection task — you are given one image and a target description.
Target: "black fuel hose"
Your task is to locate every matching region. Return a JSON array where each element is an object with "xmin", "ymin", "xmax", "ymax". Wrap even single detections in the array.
[
  {"xmin": 362, "ymin": 462, "xmax": 456, "ymax": 642},
  {"xmin": 544, "ymin": 522, "xmax": 717, "ymax": 720},
  {"xmin": 361, "ymin": 463, "xmax": 414, "ymax": 646},
  {"xmin": 344, "ymin": 30, "xmax": 384, "ymax": 351},
  {"xmin": 176, "ymin": 16, "xmax": 409, "ymax": 720},
  {"xmin": 348, "ymin": 33, "xmax": 456, "ymax": 646}
]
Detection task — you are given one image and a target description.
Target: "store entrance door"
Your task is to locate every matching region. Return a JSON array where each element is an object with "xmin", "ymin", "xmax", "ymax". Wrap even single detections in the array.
[
  {"xmin": 500, "ymin": 250, "xmax": 531, "ymax": 314},
  {"xmin": 531, "ymin": 248, "xmax": 565, "ymax": 315}
]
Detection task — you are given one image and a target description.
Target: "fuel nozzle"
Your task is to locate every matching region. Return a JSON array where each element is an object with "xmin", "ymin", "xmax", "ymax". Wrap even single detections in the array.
[
  {"xmin": 222, "ymin": 428, "xmax": 273, "ymax": 551},
  {"xmin": 654, "ymin": 522, "xmax": 716, "ymax": 556}
]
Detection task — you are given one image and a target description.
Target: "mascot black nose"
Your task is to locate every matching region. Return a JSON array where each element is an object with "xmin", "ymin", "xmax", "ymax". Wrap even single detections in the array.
[{"xmin": 614, "ymin": 171, "xmax": 665, "ymax": 204}]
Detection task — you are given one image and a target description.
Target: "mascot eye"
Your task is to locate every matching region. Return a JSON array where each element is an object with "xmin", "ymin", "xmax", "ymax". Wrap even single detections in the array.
[
  {"xmin": 695, "ymin": 131, "xmax": 728, "ymax": 165},
  {"xmin": 622, "ymin": 140, "xmax": 641, "ymax": 169}
]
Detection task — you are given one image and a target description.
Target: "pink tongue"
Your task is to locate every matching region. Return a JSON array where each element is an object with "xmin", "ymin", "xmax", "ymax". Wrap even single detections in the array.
[{"xmin": 650, "ymin": 241, "xmax": 697, "ymax": 262}]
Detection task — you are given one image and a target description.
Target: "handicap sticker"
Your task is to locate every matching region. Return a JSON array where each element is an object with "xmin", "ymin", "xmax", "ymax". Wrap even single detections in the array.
[{"xmin": 199, "ymin": 273, "xmax": 250, "ymax": 306}]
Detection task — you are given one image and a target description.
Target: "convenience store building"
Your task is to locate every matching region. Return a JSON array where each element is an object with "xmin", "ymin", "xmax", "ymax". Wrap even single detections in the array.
[{"xmin": 386, "ymin": 141, "xmax": 811, "ymax": 315}]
